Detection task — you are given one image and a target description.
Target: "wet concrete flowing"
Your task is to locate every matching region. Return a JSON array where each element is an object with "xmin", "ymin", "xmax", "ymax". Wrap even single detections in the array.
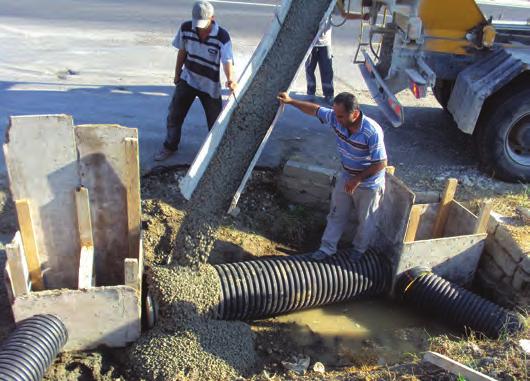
[
  {"xmin": 173, "ymin": 0, "xmax": 334, "ymax": 267},
  {"xmin": 128, "ymin": 265, "xmax": 257, "ymax": 380}
]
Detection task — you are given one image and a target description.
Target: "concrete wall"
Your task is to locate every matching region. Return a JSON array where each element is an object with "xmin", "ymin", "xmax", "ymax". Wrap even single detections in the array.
[{"xmin": 475, "ymin": 212, "xmax": 529, "ymax": 308}]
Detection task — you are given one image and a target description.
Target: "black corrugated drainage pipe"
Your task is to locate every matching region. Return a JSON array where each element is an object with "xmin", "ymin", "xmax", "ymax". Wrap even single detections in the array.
[
  {"xmin": 396, "ymin": 267, "xmax": 525, "ymax": 338},
  {"xmin": 214, "ymin": 248, "xmax": 390, "ymax": 320},
  {"xmin": 0, "ymin": 314, "xmax": 68, "ymax": 381}
]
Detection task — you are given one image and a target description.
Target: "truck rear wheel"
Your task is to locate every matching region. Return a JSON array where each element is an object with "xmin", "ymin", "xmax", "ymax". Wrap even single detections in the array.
[
  {"xmin": 433, "ymin": 79, "xmax": 454, "ymax": 110},
  {"xmin": 476, "ymin": 89, "xmax": 530, "ymax": 182}
]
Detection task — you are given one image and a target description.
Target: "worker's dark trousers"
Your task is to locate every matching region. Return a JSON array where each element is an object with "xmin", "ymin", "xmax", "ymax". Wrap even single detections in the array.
[
  {"xmin": 305, "ymin": 45, "xmax": 334, "ymax": 98},
  {"xmin": 164, "ymin": 80, "xmax": 222, "ymax": 151}
]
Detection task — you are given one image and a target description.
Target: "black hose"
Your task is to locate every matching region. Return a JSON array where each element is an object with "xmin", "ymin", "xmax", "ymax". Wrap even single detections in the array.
[
  {"xmin": 396, "ymin": 267, "xmax": 525, "ymax": 338},
  {"xmin": 214, "ymin": 249, "xmax": 390, "ymax": 320},
  {"xmin": 0, "ymin": 314, "xmax": 68, "ymax": 381}
]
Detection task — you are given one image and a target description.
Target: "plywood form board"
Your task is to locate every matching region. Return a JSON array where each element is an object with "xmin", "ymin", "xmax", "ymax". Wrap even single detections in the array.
[
  {"xmin": 4, "ymin": 115, "xmax": 80, "ymax": 289},
  {"xmin": 444, "ymin": 200, "xmax": 479, "ymax": 237},
  {"xmin": 373, "ymin": 174, "xmax": 415, "ymax": 258},
  {"xmin": 74, "ymin": 125, "xmax": 138, "ymax": 286},
  {"xmin": 12, "ymin": 286, "xmax": 141, "ymax": 351},
  {"xmin": 124, "ymin": 138, "xmax": 141, "ymax": 260},
  {"xmin": 397, "ymin": 234, "xmax": 486, "ymax": 287},
  {"xmin": 414, "ymin": 204, "xmax": 439, "ymax": 241}
]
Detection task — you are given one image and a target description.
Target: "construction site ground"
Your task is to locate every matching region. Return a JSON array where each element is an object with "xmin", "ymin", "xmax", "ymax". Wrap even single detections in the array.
[
  {"xmin": 0, "ymin": 0, "xmax": 529, "ymax": 379},
  {"xmin": 0, "ymin": 164, "xmax": 528, "ymax": 380}
]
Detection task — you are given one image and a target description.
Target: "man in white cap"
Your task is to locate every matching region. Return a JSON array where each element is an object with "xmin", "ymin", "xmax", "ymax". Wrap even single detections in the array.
[{"xmin": 155, "ymin": 0, "xmax": 237, "ymax": 161}]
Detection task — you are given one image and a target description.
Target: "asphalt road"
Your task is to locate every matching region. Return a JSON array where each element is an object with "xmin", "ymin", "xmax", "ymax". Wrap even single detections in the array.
[{"xmin": 0, "ymin": 0, "xmax": 529, "ymax": 181}]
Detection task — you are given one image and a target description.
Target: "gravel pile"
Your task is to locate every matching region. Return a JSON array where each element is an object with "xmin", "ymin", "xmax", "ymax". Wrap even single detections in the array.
[
  {"xmin": 173, "ymin": 0, "xmax": 333, "ymax": 268},
  {"xmin": 128, "ymin": 265, "xmax": 257, "ymax": 380}
]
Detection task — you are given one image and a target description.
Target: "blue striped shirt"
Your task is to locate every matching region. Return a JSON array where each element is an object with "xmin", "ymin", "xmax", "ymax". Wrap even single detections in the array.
[
  {"xmin": 317, "ymin": 107, "xmax": 387, "ymax": 189},
  {"xmin": 173, "ymin": 21, "xmax": 233, "ymax": 99}
]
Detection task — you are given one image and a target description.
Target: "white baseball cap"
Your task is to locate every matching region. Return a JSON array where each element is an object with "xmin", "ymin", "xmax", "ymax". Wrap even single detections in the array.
[{"xmin": 192, "ymin": 1, "xmax": 214, "ymax": 29}]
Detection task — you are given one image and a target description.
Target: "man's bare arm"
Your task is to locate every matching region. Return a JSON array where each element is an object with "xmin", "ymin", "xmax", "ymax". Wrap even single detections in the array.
[
  {"xmin": 277, "ymin": 92, "xmax": 320, "ymax": 116},
  {"xmin": 345, "ymin": 160, "xmax": 387, "ymax": 193},
  {"xmin": 223, "ymin": 61, "xmax": 237, "ymax": 91},
  {"xmin": 174, "ymin": 49, "xmax": 187, "ymax": 84}
]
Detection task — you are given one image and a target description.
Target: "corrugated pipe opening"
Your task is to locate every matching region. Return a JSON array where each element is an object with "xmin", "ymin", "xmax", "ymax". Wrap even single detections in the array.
[
  {"xmin": 0, "ymin": 314, "xmax": 68, "ymax": 381},
  {"xmin": 396, "ymin": 267, "xmax": 525, "ymax": 338},
  {"xmin": 214, "ymin": 249, "xmax": 391, "ymax": 320}
]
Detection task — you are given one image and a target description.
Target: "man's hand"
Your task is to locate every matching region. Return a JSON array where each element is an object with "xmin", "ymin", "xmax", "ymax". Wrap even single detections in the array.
[
  {"xmin": 226, "ymin": 80, "xmax": 238, "ymax": 92},
  {"xmin": 363, "ymin": 13, "xmax": 370, "ymax": 21},
  {"xmin": 174, "ymin": 74, "xmax": 181, "ymax": 86},
  {"xmin": 345, "ymin": 177, "xmax": 361, "ymax": 194},
  {"xmin": 277, "ymin": 92, "xmax": 292, "ymax": 104}
]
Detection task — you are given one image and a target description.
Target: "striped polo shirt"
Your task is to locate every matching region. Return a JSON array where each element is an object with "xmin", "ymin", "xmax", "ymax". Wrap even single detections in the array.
[
  {"xmin": 317, "ymin": 107, "xmax": 387, "ymax": 189},
  {"xmin": 173, "ymin": 20, "xmax": 233, "ymax": 99}
]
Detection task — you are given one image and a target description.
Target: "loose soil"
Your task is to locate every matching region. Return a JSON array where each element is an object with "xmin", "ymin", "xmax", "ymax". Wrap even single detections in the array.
[{"xmin": 0, "ymin": 166, "xmax": 527, "ymax": 380}]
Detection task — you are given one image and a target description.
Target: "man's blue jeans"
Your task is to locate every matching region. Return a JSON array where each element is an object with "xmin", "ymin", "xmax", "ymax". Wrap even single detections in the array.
[
  {"xmin": 305, "ymin": 45, "xmax": 334, "ymax": 98},
  {"xmin": 164, "ymin": 80, "xmax": 222, "ymax": 151}
]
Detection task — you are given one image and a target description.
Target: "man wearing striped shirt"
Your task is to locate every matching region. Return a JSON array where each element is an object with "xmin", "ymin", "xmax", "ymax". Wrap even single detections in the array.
[
  {"xmin": 156, "ymin": 0, "xmax": 237, "ymax": 161},
  {"xmin": 277, "ymin": 91, "xmax": 387, "ymax": 261}
]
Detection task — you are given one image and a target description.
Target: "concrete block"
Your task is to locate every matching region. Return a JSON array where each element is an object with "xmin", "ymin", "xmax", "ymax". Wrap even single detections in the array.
[
  {"xmin": 512, "ymin": 267, "xmax": 530, "ymax": 292},
  {"xmin": 487, "ymin": 239, "xmax": 520, "ymax": 276},
  {"xmin": 280, "ymin": 188, "xmax": 330, "ymax": 212},
  {"xmin": 494, "ymin": 225, "xmax": 526, "ymax": 262},
  {"xmin": 479, "ymin": 252, "xmax": 505, "ymax": 281},
  {"xmin": 12, "ymin": 286, "xmax": 141, "ymax": 351},
  {"xmin": 279, "ymin": 176, "xmax": 332, "ymax": 200},
  {"xmin": 487, "ymin": 211, "xmax": 503, "ymax": 235},
  {"xmin": 475, "ymin": 269, "xmax": 516, "ymax": 308},
  {"xmin": 283, "ymin": 160, "xmax": 338, "ymax": 185}
]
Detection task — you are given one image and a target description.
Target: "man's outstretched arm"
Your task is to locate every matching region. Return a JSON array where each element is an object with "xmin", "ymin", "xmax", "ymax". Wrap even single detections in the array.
[{"xmin": 277, "ymin": 92, "xmax": 320, "ymax": 116}]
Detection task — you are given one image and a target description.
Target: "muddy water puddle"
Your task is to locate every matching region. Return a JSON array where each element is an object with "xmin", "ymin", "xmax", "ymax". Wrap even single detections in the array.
[{"xmin": 268, "ymin": 299, "xmax": 445, "ymax": 367}]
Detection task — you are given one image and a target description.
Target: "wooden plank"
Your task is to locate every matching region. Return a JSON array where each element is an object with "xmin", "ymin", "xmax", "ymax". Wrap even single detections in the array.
[
  {"xmin": 423, "ymin": 351, "xmax": 497, "ymax": 381},
  {"xmin": 124, "ymin": 258, "xmax": 139, "ymax": 290},
  {"xmin": 5, "ymin": 231, "xmax": 30, "ymax": 297},
  {"xmin": 15, "ymin": 200, "xmax": 44, "ymax": 290},
  {"xmin": 75, "ymin": 187, "xmax": 94, "ymax": 248},
  {"xmin": 12, "ymin": 286, "xmax": 141, "ymax": 351},
  {"xmin": 386, "ymin": 165, "xmax": 395, "ymax": 175},
  {"xmin": 4, "ymin": 115, "xmax": 79, "ymax": 289},
  {"xmin": 474, "ymin": 201, "xmax": 493, "ymax": 234},
  {"xmin": 78, "ymin": 246, "xmax": 95, "ymax": 289},
  {"xmin": 75, "ymin": 124, "xmax": 137, "ymax": 286},
  {"xmin": 432, "ymin": 178, "xmax": 458, "ymax": 238},
  {"xmin": 179, "ymin": 0, "xmax": 338, "ymax": 201},
  {"xmin": 404, "ymin": 204, "xmax": 423, "ymax": 243},
  {"xmin": 124, "ymin": 138, "xmax": 141, "ymax": 260}
]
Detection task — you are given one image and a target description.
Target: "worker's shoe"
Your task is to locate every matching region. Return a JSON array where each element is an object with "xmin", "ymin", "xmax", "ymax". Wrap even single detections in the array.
[
  {"xmin": 348, "ymin": 248, "xmax": 364, "ymax": 261},
  {"xmin": 154, "ymin": 146, "xmax": 177, "ymax": 161},
  {"xmin": 309, "ymin": 249, "xmax": 333, "ymax": 261}
]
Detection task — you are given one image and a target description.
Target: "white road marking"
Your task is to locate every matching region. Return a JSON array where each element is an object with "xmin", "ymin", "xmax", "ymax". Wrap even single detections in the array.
[{"xmin": 209, "ymin": 0, "xmax": 277, "ymax": 7}]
